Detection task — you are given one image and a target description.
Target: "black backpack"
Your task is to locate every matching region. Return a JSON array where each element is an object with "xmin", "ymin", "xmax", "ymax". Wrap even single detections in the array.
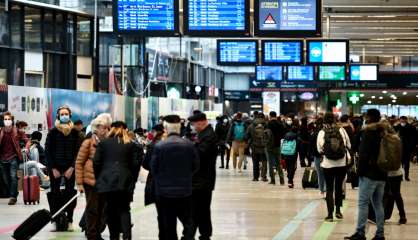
[{"xmin": 323, "ymin": 126, "xmax": 346, "ymax": 160}]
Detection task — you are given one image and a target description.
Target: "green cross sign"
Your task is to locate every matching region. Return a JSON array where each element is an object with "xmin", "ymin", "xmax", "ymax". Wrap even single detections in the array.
[{"xmin": 349, "ymin": 94, "xmax": 360, "ymax": 104}]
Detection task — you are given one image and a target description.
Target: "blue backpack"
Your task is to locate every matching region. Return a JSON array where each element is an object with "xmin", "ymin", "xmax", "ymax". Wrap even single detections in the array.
[
  {"xmin": 233, "ymin": 122, "xmax": 245, "ymax": 141},
  {"xmin": 281, "ymin": 139, "xmax": 297, "ymax": 156}
]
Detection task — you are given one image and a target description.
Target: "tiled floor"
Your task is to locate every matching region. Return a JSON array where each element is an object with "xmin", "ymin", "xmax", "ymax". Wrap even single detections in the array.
[{"xmin": 0, "ymin": 161, "xmax": 417, "ymax": 240}]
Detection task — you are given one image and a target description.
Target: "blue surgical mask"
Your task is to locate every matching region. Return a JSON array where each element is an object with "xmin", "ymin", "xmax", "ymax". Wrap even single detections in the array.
[{"xmin": 60, "ymin": 115, "xmax": 70, "ymax": 124}]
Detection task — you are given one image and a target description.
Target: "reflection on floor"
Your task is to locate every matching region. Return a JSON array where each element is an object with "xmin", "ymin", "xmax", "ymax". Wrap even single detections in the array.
[{"xmin": 0, "ymin": 161, "xmax": 417, "ymax": 240}]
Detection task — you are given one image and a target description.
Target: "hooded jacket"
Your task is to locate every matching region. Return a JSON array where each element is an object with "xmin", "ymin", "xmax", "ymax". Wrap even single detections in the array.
[
  {"xmin": 246, "ymin": 118, "xmax": 270, "ymax": 154},
  {"xmin": 358, "ymin": 120, "xmax": 390, "ymax": 181}
]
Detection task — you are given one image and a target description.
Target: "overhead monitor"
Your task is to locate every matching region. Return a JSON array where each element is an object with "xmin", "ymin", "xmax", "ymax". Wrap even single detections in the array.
[
  {"xmin": 262, "ymin": 40, "xmax": 303, "ymax": 65},
  {"xmin": 217, "ymin": 40, "xmax": 258, "ymax": 66},
  {"xmin": 114, "ymin": 0, "xmax": 179, "ymax": 36},
  {"xmin": 254, "ymin": 0, "xmax": 322, "ymax": 37},
  {"xmin": 256, "ymin": 66, "xmax": 283, "ymax": 81},
  {"xmin": 350, "ymin": 64, "xmax": 379, "ymax": 81},
  {"xmin": 307, "ymin": 40, "xmax": 349, "ymax": 64},
  {"xmin": 184, "ymin": 0, "xmax": 250, "ymax": 36},
  {"xmin": 287, "ymin": 66, "xmax": 314, "ymax": 81},
  {"xmin": 318, "ymin": 66, "xmax": 346, "ymax": 81}
]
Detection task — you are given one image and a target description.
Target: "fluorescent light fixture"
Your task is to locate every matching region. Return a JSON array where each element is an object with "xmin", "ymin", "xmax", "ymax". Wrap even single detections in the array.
[
  {"xmin": 382, "ymin": 91, "xmax": 388, "ymax": 94},
  {"xmin": 402, "ymin": 92, "xmax": 407, "ymax": 95},
  {"xmin": 360, "ymin": 94, "xmax": 365, "ymax": 97},
  {"xmin": 379, "ymin": 96, "xmax": 383, "ymax": 100},
  {"xmin": 367, "ymin": 100, "xmax": 372, "ymax": 104},
  {"xmin": 371, "ymin": 96, "xmax": 376, "ymax": 99},
  {"xmin": 392, "ymin": 99, "xmax": 397, "ymax": 103}
]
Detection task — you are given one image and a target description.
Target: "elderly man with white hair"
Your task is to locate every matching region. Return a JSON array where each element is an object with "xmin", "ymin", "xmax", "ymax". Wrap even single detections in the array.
[{"xmin": 75, "ymin": 113, "xmax": 112, "ymax": 240}]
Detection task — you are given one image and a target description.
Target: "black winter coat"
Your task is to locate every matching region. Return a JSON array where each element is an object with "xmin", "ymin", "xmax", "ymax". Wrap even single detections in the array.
[
  {"xmin": 151, "ymin": 134, "xmax": 199, "ymax": 198},
  {"xmin": 93, "ymin": 138, "xmax": 142, "ymax": 193},
  {"xmin": 395, "ymin": 123, "xmax": 417, "ymax": 155},
  {"xmin": 215, "ymin": 122, "xmax": 229, "ymax": 145},
  {"xmin": 45, "ymin": 128, "xmax": 82, "ymax": 170},
  {"xmin": 193, "ymin": 125, "xmax": 218, "ymax": 191},
  {"xmin": 267, "ymin": 119, "xmax": 286, "ymax": 148}
]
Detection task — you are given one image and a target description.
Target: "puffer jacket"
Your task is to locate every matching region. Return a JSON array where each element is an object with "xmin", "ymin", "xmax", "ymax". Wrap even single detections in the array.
[{"xmin": 75, "ymin": 136, "xmax": 98, "ymax": 187}]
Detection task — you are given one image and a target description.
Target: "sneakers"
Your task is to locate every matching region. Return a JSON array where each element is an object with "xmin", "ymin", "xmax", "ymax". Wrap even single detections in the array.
[
  {"xmin": 252, "ymin": 179, "xmax": 259, "ymax": 182},
  {"xmin": 399, "ymin": 218, "xmax": 407, "ymax": 225},
  {"xmin": 238, "ymin": 169, "xmax": 242, "ymax": 173},
  {"xmin": 219, "ymin": 166, "xmax": 224, "ymax": 169},
  {"xmin": 324, "ymin": 216, "xmax": 333, "ymax": 222},
  {"xmin": 371, "ymin": 236, "xmax": 385, "ymax": 240},
  {"xmin": 262, "ymin": 178, "xmax": 268, "ymax": 182},
  {"xmin": 344, "ymin": 233, "xmax": 366, "ymax": 240},
  {"xmin": 8, "ymin": 198, "xmax": 17, "ymax": 205},
  {"xmin": 288, "ymin": 183, "xmax": 294, "ymax": 188},
  {"xmin": 335, "ymin": 212, "xmax": 344, "ymax": 220},
  {"xmin": 67, "ymin": 223, "xmax": 74, "ymax": 232}
]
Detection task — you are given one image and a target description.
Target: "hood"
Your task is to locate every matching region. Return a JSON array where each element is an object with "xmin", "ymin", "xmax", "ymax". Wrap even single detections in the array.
[{"xmin": 365, "ymin": 120, "xmax": 395, "ymax": 134}]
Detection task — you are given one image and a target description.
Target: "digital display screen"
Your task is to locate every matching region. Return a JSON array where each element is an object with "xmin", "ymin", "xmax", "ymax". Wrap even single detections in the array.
[
  {"xmin": 258, "ymin": 0, "xmax": 317, "ymax": 31},
  {"xmin": 217, "ymin": 40, "xmax": 257, "ymax": 65},
  {"xmin": 287, "ymin": 66, "xmax": 314, "ymax": 81},
  {"xmin": 319, "ymin": 66, "xmax": 346, "ymax": 81},
  {"xmin": 263, "ymin": 41, "xmax": 302, "ymax": 64},
  {"xmin": 308, "ymin": 41, "xmax": 348, "ymax": 64},
  {"xmin": 116, "ymin": 0, "xmax": 176, "ymax": 33},
  {"xmin": 187, "ymin": 0, "xmax": 246, "ymax": 31},
  {"xmin": 256, "ymin": 66, "xmax": 283, "ymax": 81},
  {"xmin": 350, "ymin": 65, "xmax": 378, "ymax": 81}
]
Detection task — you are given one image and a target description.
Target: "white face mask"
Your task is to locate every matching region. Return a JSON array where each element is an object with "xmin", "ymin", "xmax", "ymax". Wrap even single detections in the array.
[
  {"xmin": 286, "ymin": 120, "xmax": 292, "ymax": 125},
  {"xmin": 401, "ymin": 122, "xmax": 406, "ymax": 127},
  {"xmin": 3, "ymin": 120, "xmax": 12, "ymax": 127},
  {"xmin": 223, "ymin": 119, "xmax": 228, "ymax": 124}
]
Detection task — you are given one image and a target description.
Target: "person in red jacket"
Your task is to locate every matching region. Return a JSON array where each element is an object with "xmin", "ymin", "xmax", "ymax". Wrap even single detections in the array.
[{"xmin": 0, "ymin": 112, "xmax": 29, "ymax": 205}]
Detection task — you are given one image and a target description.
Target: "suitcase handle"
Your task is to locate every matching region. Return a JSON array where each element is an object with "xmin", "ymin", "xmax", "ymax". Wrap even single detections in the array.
[{"xmin": 51, "ymin": 192, "xmax": 80, "ymax": 219}]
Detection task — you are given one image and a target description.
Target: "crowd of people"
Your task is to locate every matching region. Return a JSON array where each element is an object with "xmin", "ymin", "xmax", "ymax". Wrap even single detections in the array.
[{"xmin": 0, "ymin": 106, "xmax": 417, "ymax": 240}]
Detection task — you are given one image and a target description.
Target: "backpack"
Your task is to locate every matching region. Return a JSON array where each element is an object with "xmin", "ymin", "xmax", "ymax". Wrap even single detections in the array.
[
  {"xmin": 377, "ymin": 130, "xmax": 402, "ymax": 172},
  {"xmin": 252, "ymin": 124, "xmax": 268, "ymax": 148},
  {"xmin": 233, "ymin": 122, "xmax": 245, "ymax": 141},
  {"xmin": 281, "ymin": 139, "xmax": 297, "ymax": 156},
  {"xmin": 323, "ymin": 127, "xmax": 346, "ymax": 160}
]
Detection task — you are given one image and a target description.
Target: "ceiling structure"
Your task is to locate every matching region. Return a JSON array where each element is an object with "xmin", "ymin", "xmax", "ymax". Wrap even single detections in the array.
[{"xmin": 323, "ymin": 0, "xmax": 418, "ymax": 57}]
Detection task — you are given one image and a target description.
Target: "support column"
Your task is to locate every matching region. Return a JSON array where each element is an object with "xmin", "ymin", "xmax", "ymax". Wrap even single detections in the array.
[{"xmin": 341, "ymin": 92, "xmax": 349, "ymax": 115}]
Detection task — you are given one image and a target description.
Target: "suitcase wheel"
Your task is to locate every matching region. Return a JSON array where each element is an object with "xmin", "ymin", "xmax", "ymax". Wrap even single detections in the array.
[
  {"xmin": 37, "ymin": 200, "xmax": 40, "ymax": 204},
  {"xmin": 24, "ymin": 201, "xmax": 27, "ymax": 205}
]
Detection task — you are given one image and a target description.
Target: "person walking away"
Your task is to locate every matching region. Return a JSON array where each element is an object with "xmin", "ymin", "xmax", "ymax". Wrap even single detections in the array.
[
  {"xmin": 345, "ymin": 109, "xmax": 388, "ymax": 240},
  {"xmin": 317, "ymin": 113, "xmax": 351, "ymax": 222},
  {"xmin": 215, "ymin": 116, "xmax": 230, "ymax": 169},
  {"xmin": 386, "ymin": 166, "xmax": 407, "ymax": 224},
  {"xmin": 151, "ymin": 115, "xmax": 199, "ymax": 240},
  {"xmin": 0, "ymin": 112, "xmax": 30, "ymax": 205},
  {"xmin": 310, "ymin": 118, "xmax": 326, "ymax": 196},
  {"xmin": 266, "ymin": 111, "xmax": 286, "ymax": 185},
  {"xmin": 281, "ymin": 121, "xmax": 299, "ymax": 188},
  {"xmin": 246, "ymin": 113, "xmax": 270, "ymax": 182},
  {"xmin": 227, "ymin": 113, "xmax": 247, "ymax": 172},
  {"xmin": 45, "ymin": 106, "xmax": 82, "ymax": 231},
  {"xmin": 188, "ymin": 112, "xmax": 217, "ymax": 240},
  {"xmin": 93, "ymin": 121, "xmax": 141, "ymax": 240},
  {"xmin": 394, "ymin": 116, "xmax": 416, "ymax": 181},
  {"xmin": 298, "ymin": 117, "xmax": 311, "ymax": 167},
  {"xmin": 75, "ymin": 113, "xmax": 112, "ymax": 240}
]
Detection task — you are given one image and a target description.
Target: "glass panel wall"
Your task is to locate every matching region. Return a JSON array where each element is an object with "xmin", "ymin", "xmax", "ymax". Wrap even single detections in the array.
[
  {"xmin": 10, "ymin": 5, "xmax": 22, "ymax": 48},
  {"xmin": 24, "ymin": 7, "xmax": 41, "ymax": 50},
  {"xmin": 44, "ymin": 12, "xmax": 54, "ymax": 50},
  {"xmin": 0, "ymin": 3, "xmax": 9, "ymax": 46},
  {"xmin": 77, "ymin": 16, "xmax": 91, "ymax": 56}
]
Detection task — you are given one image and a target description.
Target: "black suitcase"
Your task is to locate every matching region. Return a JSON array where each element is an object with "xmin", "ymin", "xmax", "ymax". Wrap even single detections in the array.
[
  {"xmin": 302, "ymin": 167, "xmax": 319, "ymax": 189},
  {"xmin": 12, "ymin": 192, "xmax": 79, "ymax": 240}
]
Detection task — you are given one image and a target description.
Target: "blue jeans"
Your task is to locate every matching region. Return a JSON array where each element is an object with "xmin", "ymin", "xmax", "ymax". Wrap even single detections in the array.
[
  {"xmin": 356, "ymin": 177, "xmax": 386, "ymax": 238},
  {"xmin": 0, "ymin": 158, "xmax": 19, "ymax": 198},
  {"xmin": 314, "ymin": 157, "xmax": 326, "ymax": 192}
]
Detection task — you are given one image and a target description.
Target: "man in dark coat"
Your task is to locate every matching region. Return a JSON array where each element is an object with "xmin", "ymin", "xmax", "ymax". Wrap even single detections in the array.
[
  {"xmin": 151, "ymin": 115, "xmax": 200, "ymax": 240},
  {"xmin": 188, "ymin": 112, "xmax": 218, "ymax": 240},
  {"xmin": 394, "ymin": 116, "xmax": 416, "ymax": 181}
]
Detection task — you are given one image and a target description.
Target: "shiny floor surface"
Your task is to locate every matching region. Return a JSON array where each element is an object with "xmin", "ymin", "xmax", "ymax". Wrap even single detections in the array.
[{"xmin": 0, "ymin": 161, "xmax": 417, "ymax": 240}]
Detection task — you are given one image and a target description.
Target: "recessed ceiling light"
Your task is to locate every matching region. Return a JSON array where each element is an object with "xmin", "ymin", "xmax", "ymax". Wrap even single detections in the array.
[
  {"xmin": 367, "ymin": 100, "xmax": 372, "ymax": 104},
  {"xmin": 371, "ymin": 96, "xmax": 376, "ymax": 99},
  {"xmin": 416, "ymin": 95, "xmax": 418, "ymax": 98},
  {"xmin": 392, "ymin": 99, "xmax": 397, "ymax": 103},
  {"xmin": 390, "ymin": 94, "xmax": 396, "ymax": 98},
  {"xmin": 382, "ymin": 91, "xmax": 388, "ymax": 94},
  {"xmin": 291, "ymin": 99, "xmax": 295, "ymax": 102},
  {"xmin": 403, "ymin": 92, "xmax": 407, "ymax": 95},
  {"xmin": 360, "ymin": 94, "xmax": 365, "ymax": 97},
  {"xmin": 284, "ymin": 99, "xmax": 288, "ymax": 103},
  {"xmin": 379, "ymin": 96, "xmax": 383, "ymax": 100}
]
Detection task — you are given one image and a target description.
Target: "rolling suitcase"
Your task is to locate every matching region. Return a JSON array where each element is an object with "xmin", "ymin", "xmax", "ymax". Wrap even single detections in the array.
[
  {"xmin": 12, "ymin": 192, "xmax": 79, "ymax": 240},
  {"xmin": 47, "ymin": 189, "xmax": 78, "ymax": 231},
  {"xmin": 22, "ymin": 152, "xmax": 40, "ymax": 205},
  {"xmin": 302, "ymin": 167, "xmax": 319, "ymax": 189}
]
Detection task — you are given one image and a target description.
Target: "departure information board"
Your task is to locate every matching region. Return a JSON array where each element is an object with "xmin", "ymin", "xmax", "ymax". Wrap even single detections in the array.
[
  {"xmin": 187, "ymin": 0, "xmax": 247, "ymax": 31},
  {"xmin": 115, "ymin": 0, "xmax": 177, "ymax": 35},
  {"xmin": 308, "ymin": 40, "xmax": 348, "ymax": 64},
  {"xmin": 350, "ymin": 65, "xmax": 378, "ymax": 81},
  {"xmin": 263, "ymin": 41, "xmax": 302, "ymax": 64},
  {"xmin": 319, "ymin": 66, "xmax": 346, "ymax": 81},
  {"xmin": 287, "ymin": 66, "xmax": 314, "ymax": 81},
  {"xmin": 217, "ymin": 40, "xmax": 257, "ymax": 66},
  {"xmin": 255, "ymin": 0, "xmax": 321, "ymax": 37},
  {"xmin": 256, "ymin": 66, "xmax": 283, "ymax": 81}
]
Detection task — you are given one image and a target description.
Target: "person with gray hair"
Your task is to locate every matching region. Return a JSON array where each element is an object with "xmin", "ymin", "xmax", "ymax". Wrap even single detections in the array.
[
  {"xmin": 151, "ymin": 115, "xmax": 199, "ymax": 240},
  {"xmin": 75, "ymin": 113, "xmax": 112, "ymax": 239}
]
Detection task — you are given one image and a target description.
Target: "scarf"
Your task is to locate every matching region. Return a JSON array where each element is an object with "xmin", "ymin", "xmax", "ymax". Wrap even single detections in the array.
[{"xmin": 55, "ymin": 119, "xmax": 74, "ymax": 136}]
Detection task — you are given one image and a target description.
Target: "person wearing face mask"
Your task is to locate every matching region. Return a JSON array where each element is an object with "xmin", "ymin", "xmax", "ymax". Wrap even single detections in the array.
[
  {"xmin": 215, "ymin": 116, "xmax": 230, "ymax": 169},
  {"xmin": 0, "ymin": 112, "xmax": 30, "ymax": 205},
  {"xmin": 394, "ymin": 116, "xmax": 416, "ymax": 181},
  {"xmin": 45, "ymin": 106, "xmax": 83, "ymax": 231},
  {"xmin": 75, "ymin": 113, "xmax": 112, "ymax": 240}
]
